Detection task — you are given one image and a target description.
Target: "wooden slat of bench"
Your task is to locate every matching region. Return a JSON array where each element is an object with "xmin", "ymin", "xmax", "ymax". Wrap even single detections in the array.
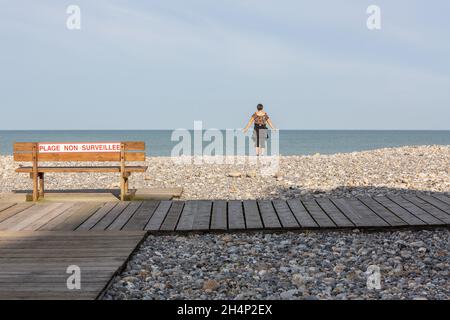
[
  {"xmin": 159, "ymin": 201, "xmax": 184, "ymax": 231},
  {"xmin": 243, "ymin": 200, "xmax": 263, "ymax": 229},
  {"xmin": 15, "ymin": 166, "xmax": 147, "ymax": 173},
  {"xmin": 302, "ymin": 199, "xmax": 336, "ymax": 228},
  {"xmin": 402, "ymin": 196, "xmax": 450, "ymax": 224},
  {"xmin": 192, "ymin": 201, "xmax": 213, "ymax": 231},
  {"xmin": 210, "ymin": 201, "xmax": 227, "ymax": 231},
  {"xmin": 272, "ymin": 200, "xmax": 299, "ymax": 229},
  {"xmin": 143, "ymin": 201, "xmax": 170, "ymax": 231},
  {"xmin": 387, "ymin": 195, "xmax": 444, "ymax": 225},
  {"xmin": 14, "ymin": 152, "xmax": 145, "ymax": 162},
  {"xmin": 14, "ymin": 141, "xmax": 145, "ymax": 152},
  {"xmin": 76, "ymin": 202, "xmax": 117, "ymax": 231},
  {"xmin": 286, "ymin": 199, "xmax": 318, "ymax": 228},
  {"xmin": 358, "ymin": 197, "xmax": 407, "ymax": 227},
  {"xmin": 90, "ymin": 202, "xmax": 130, "ymax": 230},
  {"xmin": 258, "ymin": 200, "xmax": 282, "ymax": 229},
  {"xmin": 107, "ymin": 202, "xmax": 143, "ymax": 231},
  {"xmin": 0, "ymin": 203, "xmax": 34, "ymax": 224},
  {"xmin": 315, "ymin": 198, "xmax": 354, "ymax": 227},
  {"xmin": 228, "ymin": 201, "xmax": 246, "ymax": 230}
]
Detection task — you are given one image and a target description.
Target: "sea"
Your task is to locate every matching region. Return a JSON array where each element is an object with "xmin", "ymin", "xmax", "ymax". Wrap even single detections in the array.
[{"xmin": 0, "ymin": 130, "xmax": 449, "ymax": 156}]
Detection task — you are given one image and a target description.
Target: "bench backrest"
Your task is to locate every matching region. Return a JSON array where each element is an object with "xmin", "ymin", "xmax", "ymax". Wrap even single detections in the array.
[{"xmin": 13, "ymin": 142, "xmax": 146, "ymax": 162}]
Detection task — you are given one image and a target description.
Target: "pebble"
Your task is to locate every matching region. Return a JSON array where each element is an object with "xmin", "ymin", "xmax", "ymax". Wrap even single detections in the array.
[{"xmin": 103, "ymin": 229, "xmax": 450, "ymax": 300}]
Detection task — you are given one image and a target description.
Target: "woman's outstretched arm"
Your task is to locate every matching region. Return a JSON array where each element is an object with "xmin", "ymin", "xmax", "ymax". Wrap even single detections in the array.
[
  {"xmin": 267, "ymin": 118, "xmax": 276, "ymax": 130},
  {"xmin": 243, "ymin": 117, "xmax": 254, "ymax": 133}
]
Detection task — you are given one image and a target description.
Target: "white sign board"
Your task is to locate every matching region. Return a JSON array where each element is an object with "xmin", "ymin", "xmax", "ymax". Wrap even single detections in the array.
[{"xmin": 38, "ymin": 142, "xmax": 121, "ymax": 153}]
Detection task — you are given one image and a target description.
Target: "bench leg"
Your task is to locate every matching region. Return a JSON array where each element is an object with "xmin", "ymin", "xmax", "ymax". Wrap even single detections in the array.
[
  {"xmin": 124, "ymin": 177, "xmax": 129, "ymax": 195},
  {"xmin": 38, "ymin": 173, "xmax": 45, "ymax": 198},
  {"xmin": 120, "ymin": 176, "xmax": 126, "ymax": 201},
  {"xmin": 32, "ymin": 172, "xmax": 39, "ymax": 202}
]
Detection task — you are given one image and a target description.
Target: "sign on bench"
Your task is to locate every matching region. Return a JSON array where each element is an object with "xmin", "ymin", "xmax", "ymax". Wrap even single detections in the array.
[{"xmin": 13, "ymin": 142, "xmax": 147, "ymax": 201}]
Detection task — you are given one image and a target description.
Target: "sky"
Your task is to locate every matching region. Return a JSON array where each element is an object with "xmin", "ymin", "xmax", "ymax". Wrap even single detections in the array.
[{"xmin": 0, "ymin": 0, "xmax": 449, "ymax": 130}]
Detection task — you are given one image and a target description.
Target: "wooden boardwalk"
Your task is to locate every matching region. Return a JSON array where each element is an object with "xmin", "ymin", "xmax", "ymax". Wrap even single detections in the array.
[
  {"xmin": 0, "ymin": 231, "xmax": 145, "ymax": 300},
  {"xmin": 0, "ymin": 194, "xmax": 449, "ymax": 232},
  {"xmin": 0, "ymin": 194, "xmax": 448, "ymax": 300}
]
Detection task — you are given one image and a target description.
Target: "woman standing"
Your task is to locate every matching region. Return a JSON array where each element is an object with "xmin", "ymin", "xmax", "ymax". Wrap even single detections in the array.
[{"xmin": 243, "ymin": 104, "xmax": 276, "ymax": 156}]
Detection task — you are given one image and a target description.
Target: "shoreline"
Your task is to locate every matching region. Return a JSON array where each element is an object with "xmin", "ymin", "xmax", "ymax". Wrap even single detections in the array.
[{"xmin": 0, "ymin": 145, "xmax": 448, "ymax": 200}]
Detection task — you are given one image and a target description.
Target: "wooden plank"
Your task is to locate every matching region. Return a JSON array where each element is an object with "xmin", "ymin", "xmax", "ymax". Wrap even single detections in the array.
[
  {"xmin": 123, "ymin": 200, "xmax": 160, "ymax": 230},
  {"xmin": 143, "ymin": 201, "xmax": 171, "ymax": 231},
  {"xmin": 0, "ymin": 231, "xmax": 145, "ymax": 300},
  {"xmin": 76, "ymin": 202, "xmax": 117, "ymax": 231},
  {"xmin": 16, "ymin": 166, "xmax": 147, "ymax": 173},
  {"xmin": 373, "ymin": 196, "xmax": 426, "ymax": 226},
  {"xmin": 176, "ymin": 200, "xmax": 211, "ymax": 231},
  {"xmin": 192, "ymin": 201, "xmax": 213, "ymax": 231},
  {"xmin": 210, "ymin": 201, "xmax": 227, "ymax": 231},
  {"xmin": 331, "ymin": 198, "xmax": 388, "ymax": 227},
  {"xmin": 0, "ymin": 203, "xmax": 17, "ymax": 213},
  {"xmin": 272, "ymin": 200, "xmax": 299, "ymax": 229},
  {"xmin": 176, "ymin": 201, "xmax": 195, "ymax": 231},
  {"xmin": 123, "ymin": 141, "xmax": 145, "ymax": 150},
  {"xmin": 349, "ymin": 198, "xmax": 388, "ymax": 227},
  {"xmin": 20, "ymin": 203, "xmax": 75, "ymax": 231},
  {"xmin": 14, "ymin": 141, "xmax": 144, "ymax": 152},
  {"xmin": 417, "ymin": 194, "xmax": 450, "ymax": 215},
  {"xmin": 228, "ymin": 200, "xmax": 245, "ymax": 230},
  {"xmin": 90, "ymin": 202, "xmax": 130, "ymax": 230},
  {"xmin": 286, "ymin": 199, "xmax": 318, "ymax": 228},
  {"xmin": 13, "ymin": 142, "xmax": 36, "ymax": 152},
  {"xmin": 358, "ymin": 197, "xmax": 407, "ymax": 227},
  {"xmin": 0, "ymin": 203, "xmax": 34, "ymax": 224},
  {"xmin": 42, "ymin": 203, "xmax": 103, "ymax": 231},
  {"xmin": 315, "ymin": 198, "xmax": 354, "ymax": 227},
  {"xmin": 257, "ymin": 200, "xmax": 282, "ymax": 229},
  {"xmin": 432, "ymin": 194, "xmax": 450, "ymax": 205},
  {"xmin": 0, "ymin": 248, "xmax": 135, "ymax": 258},
  {"xmin": 159, "ymin": 201, "xmax": 184, "ymax": 231},
  {"xmin": 402, "ymin": 196, "xmax": 450, "ymax": 224},
  {"xmin": 302, "ymin": 199, "xmax": 335, "ymax": 228},
  {"xmin": 243, "ymin": 200, "xmax": 263, "ymax": 229},
  {"xmin": 0, "ymin": 203, "xmax": 63, "ymax": 231},
  {"xmin": 14, "ymin": 152, "xmax": 145, "ymax": 162},
  {"xmin": 387, "ymin": 195, "xmax": 444, "ymax": 225},
  {"xmin": 107, "ymin": 202, "xmax": 143, "ymax": 231}
]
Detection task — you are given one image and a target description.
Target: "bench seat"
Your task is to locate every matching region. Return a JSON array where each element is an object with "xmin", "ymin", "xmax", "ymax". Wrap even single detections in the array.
[{"xmin": 16, "ymin": 166, "xmax": 148, "ymax": 173}]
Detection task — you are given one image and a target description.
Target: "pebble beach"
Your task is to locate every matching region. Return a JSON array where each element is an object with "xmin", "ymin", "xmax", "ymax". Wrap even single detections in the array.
[
  {"xmin": 1, "ymin": 145, "xmax": 449, "ymax": 300},
  {"xmin": 1, "ymin": 145, "xmax": 449, "ymax": 200}
]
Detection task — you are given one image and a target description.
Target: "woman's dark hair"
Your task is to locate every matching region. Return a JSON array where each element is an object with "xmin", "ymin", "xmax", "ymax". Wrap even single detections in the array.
[{"xmin": 257, "ymin": 104, "xmax": 264, "ymax": 110}]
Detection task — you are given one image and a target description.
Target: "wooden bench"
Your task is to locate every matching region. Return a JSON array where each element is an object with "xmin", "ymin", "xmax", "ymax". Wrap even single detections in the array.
[{"xmin": 13, "ymin": 142, "xmax": 148, "ymax": 201}]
